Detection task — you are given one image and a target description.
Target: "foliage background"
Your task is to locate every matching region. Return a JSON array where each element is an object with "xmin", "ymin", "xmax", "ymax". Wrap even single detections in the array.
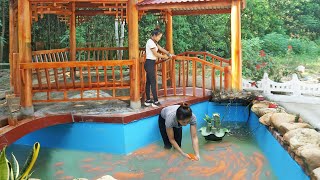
[{"xmin": 0, "ymin": 0, "xmax": 319, "ymax": 81}]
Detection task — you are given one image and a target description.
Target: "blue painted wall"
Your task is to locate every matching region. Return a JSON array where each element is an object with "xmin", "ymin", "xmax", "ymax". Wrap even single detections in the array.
[
  {"xmin": 248, "ymin": 113, "xmax": 309, "ymax": 180},
  {"xmin": 207, "ymin": 102, "xmax": 249, "ymax": 122}
]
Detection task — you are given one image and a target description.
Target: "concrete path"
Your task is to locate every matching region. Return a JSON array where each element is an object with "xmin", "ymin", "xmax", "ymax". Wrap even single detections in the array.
[{"xmin": 266, "ymin": 94, "xmax": 320, "ymax": 130}]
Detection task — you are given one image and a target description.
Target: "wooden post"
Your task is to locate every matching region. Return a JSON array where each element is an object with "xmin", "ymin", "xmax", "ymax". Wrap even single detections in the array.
[
  {"xmin": 9, "ymin": 0, "xmax": 14, "ymax": 89},
  {"xmin": 224, "ymin": 66, "xmax": 232, "ymax": 91},
  {"xmin": 18, "ymin": 0, "xmax": 34, "ymax": 115},
  {"xmin": 166, "ymin": 11, "xmax": 174, "ymax": 87},
  {"xmin": 231, "ymin": 0, "xmax": 242, "ymax": 91},
  {"xmin": 70, "ymin": 2, "xmax": 76, "ymax": 61},
  {"xmin": 166, "ymin": 11, "xmax": 173, "ymax": 54},
  {"xmin": 128, "ymin": 0, "xmax": 141, "ymax": 109}
]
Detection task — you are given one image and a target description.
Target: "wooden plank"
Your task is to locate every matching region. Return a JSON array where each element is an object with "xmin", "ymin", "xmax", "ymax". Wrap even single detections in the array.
[
  {"xmin": 20, "ymin": 60, "xmax": 134, "ymax": 69},
  {"xmin": 137, "ymin": 1, "xmax": 232, "ymax": 11},
  {"xmin": 76, "ymin": 47, "xmax": 128, "ymax": 51},
  {"xmin": 172, "ymin": 9, "xmax": 231, "ymax": 16},
  {"xmin": 44, "ymin": 68, "xmax": 51, "ymax": 100},
  {"xmin": 120, "ymin": 65, "xmax": 123, "ymax": 87},
  {"xmin": 182, "ymin": 60, "xmax": 185, "ymax": 96},
  {"xmin": 79, "ymin": 67, "xmax": 84, "ymax": 99},
  {"xmin": 192, "ymin": 60, "xmax": 196, "ymax": 97},
  {"xmin": 112, "ymin": 66, "xmax": 115, "ymax": 97},
  {"xmin": 87, "ymin": 66, "xmax": 92, "ymax": 88},
  {"xmin": 104, "ymin": 66, "xmax": 107, "ymax": 88},
  {"xmin": 212, "ymin": 67, "xmax": 216, "ymax": 91},
  {"xmin": 62, "ymin": 67, "xmax": 67, "ymax": 89},
  {"xmin": 96, "ymin": 66, "xmax": 100, "ymax": 98},
  {"xmin": 172, "ymin": 59, "xmax": 176, "ymax": 96},
  {"xmin": 33, "ymin": 96, "xmax": 131, "ymax": 103},
  {"xmin": 32, "ymin": 48, "xmax": 69, "ymax": 55},
  {"xmin": 202, "ymin": 63, "xmax": 205, "ymax": 97},
  {"xmin": 163, "ymin": 61, "xmax": 167, "ymax": 96},
  {"xmin": 32, "ymin": 81, "xmax": 130, "ymax": 90}
]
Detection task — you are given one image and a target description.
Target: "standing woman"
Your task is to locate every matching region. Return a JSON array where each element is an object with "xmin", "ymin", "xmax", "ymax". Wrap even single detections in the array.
[
  {"xmin": 144, "ymin": 28, "xmax": 173, "ymax": 107},
  {"xmin": 159, "ymin": 103, "xmax": 200, "ymax": 160}
]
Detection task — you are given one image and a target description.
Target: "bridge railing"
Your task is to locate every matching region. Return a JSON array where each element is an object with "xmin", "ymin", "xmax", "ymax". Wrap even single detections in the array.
[{"xmin": 20, "ymin": 60, "xmax": 134, "ymax": 102}]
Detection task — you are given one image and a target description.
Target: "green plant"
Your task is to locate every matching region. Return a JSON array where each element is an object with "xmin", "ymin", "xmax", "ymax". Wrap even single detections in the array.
[
  {"xmin": 0, "ymin": 142, "xmax": 40, "ymax": 180},
  {"xmin": 199, "ymin": 113, "xmax": 230, "ymax": 138}
]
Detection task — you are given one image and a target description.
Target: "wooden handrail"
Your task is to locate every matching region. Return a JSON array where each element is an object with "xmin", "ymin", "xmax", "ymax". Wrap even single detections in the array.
[
  {"xmin": 76, "ymin": 47, "xmax": 129, "ymax": 51},
  {"xmin": 20, "ymin": 60, "xmax": 134, "ymax": 69},
  {"xmin": 173, "ymin": 56, "xmax": 224, "ymax": 71},
  {"xmin": 32, "ymin": 48, "xmax": 69, "ymax": 55},
  {"xmin": 177, "ymin": 51, "xmax": 231, "ymax": 64}
]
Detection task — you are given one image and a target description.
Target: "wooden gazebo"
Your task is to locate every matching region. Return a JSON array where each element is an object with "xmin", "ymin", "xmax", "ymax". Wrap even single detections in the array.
[{"xmin": 8, "ymin": 0, "xmax": 245, "ymax": 115}]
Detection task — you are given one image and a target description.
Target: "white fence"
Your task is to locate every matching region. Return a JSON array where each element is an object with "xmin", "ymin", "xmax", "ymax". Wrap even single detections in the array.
[{"xmin": 243, "ymin": 73, "xmax": 320, "ymax": 96}]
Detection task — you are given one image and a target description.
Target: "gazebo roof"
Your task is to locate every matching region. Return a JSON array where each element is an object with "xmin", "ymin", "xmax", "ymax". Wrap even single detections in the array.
[{"xmin": 137, "ymin": 0, "xmax": 246, "ymax": 15}]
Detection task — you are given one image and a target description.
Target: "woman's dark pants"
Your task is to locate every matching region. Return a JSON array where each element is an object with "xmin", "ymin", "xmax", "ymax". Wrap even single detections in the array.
[
  {"xmin": 158, "ymin": 115, "xmax": 182, "ymax": 149},
  {"xmin": 144, "ymin": 59, "xmax": 158, "ymax": 102}
]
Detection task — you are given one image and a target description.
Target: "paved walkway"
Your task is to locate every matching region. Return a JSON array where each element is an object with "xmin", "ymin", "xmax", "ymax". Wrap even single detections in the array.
[{"xmin": 266, "ymin": 94, "xmax": 320, "ymax": 130}]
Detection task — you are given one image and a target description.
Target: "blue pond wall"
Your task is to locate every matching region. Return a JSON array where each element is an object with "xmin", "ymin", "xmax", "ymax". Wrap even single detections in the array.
[{"xmin": 13, "ymin": 101, "xmax": 309, "ymax": 179}]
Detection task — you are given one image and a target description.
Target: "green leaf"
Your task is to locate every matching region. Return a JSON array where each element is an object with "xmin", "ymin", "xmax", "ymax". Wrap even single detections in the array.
[
  {"xmin": 11, "ymin": 153, "xmax": 19, "ymax": 179},
  {"xmin": 0, "ymin": 147, "xmax": 10, "ymax": 180}
]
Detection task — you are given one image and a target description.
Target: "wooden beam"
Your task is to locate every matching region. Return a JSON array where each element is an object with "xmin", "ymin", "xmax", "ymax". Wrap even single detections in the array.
[
  {"xmin": 231, "ymin": 0, "xmax": 242, "ymax": 91},
  {"xmin": 137, "ymin": 1, "xmax": 232, "ymax": 11},
  {"xmin": 18, "ymin": 0, "xmax": 34, "ymax": 114},
  {"xmin": 75, "ymin": 10, "xmax": 117, "ymax": 16},
  {"xmin": 29, "ymin": 0, "xmax": 127, "ymax": 2},
  {"xmin": 69, "ymin": 2, "xmax": 76, "ymax": 61},
  {"xmin": 172, "ymin": 9, "xmax": 231, "ymax": 16},
  {"xmin": 128, "ymin": 0, "xmax": 141, "ymax": 109}
]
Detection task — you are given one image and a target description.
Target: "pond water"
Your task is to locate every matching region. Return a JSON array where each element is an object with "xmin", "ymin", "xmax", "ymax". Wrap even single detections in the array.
[{"xmin": 7, "ymin": 124, "xmax": 277, "ymax": 180}]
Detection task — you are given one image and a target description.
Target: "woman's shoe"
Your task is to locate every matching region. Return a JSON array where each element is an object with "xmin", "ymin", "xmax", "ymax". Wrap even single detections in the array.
[
  {"xmin": 152, "ymin": 101, "xmax": 161, "ymax": 107},
  {"xmin": 144, "ymin": 99, "xmax": 153, "ymax": 106}
]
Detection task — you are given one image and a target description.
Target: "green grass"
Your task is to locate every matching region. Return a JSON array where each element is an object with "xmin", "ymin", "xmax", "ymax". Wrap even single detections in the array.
[{"xmin": 274, "ymin": 54, "xmax": 320, "ymax": 75}]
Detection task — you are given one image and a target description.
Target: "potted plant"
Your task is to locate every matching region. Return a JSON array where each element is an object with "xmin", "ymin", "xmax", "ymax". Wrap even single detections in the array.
[{"xmin": 199, "ymin": 113, "xmax": 230, "ymax": 141}]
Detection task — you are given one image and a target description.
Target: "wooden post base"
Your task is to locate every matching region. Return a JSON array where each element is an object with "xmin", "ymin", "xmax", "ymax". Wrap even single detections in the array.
[{"xmin": 130, "ymin": 100, "xmax": 141, "ymax": 109}]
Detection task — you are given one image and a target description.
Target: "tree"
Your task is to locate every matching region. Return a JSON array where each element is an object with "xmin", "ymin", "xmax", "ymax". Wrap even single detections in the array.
[{"xmin": 0, "ymin": 0, "xmax": 7, "ymax": 63}]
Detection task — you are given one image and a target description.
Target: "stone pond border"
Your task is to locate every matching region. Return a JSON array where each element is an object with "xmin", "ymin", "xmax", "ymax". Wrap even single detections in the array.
[{"xmin": 251, "ymin": 98, "xmax": 320, "ymax": 180}]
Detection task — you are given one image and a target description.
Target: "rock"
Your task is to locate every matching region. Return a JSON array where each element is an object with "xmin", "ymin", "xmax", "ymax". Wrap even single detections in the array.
[
  {"xmin": 283, "ymin": 128, "xmax": 320, "ymax": 150},
  {"xmin": 296, "ymin": 65, "xmax": 305, "ymax": 73},
  {"xmin": 311, "ymin": 167, "xmax": 320, "ymax": 180},
  {"xmin": 257, "ymin": 107, "xmax": 286, "ymax": 117},
  {"xmin": 300, "ymin": 147, "xmax": 320, "ymax": 174},
  {"xmin": 296, "ymin": 144, "xmax": 320, "ymax": 157},
  {"xmin": 259, "ymin": 113, "xmax": 274, "ymax": 126},
  {"xmin": 270, "ymin": 113, "xmax": 297, "ymax": 130},
  {"xmin": 251, "ymin": 102, "xmax": 269, "ymax": 114},
  {"xmin": 96, "ymin": 175, "xmax": 117, "ymax": 180},
  {"xmin": 278, "ymin": 122, "xmax": 313, "ymax": 135}
]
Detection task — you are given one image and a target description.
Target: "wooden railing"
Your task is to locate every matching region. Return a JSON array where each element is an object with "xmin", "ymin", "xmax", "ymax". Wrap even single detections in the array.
[
  {"xmin": 140, "ymin": 52, "xmax": 231, "ymax": 101},
  {"xmin": 20, "ymin": 60, "xmax": 134, "ymax": 102},
  {"xmin": 157, "ymin": 56, "xmax": 231, "ymax": 97},
  {"xmin": 31, "ymin": 47, "xmax": 146, "ymax": 62},
  {"xmin": 177, "ymin": 51, "xmax": 231, "ymax": 67}
]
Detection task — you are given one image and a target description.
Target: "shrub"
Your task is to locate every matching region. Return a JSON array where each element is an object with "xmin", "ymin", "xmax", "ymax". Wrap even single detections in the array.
[{"xmin": 262, "ymin": 33, "xmax": 289, "ymax": 56}]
